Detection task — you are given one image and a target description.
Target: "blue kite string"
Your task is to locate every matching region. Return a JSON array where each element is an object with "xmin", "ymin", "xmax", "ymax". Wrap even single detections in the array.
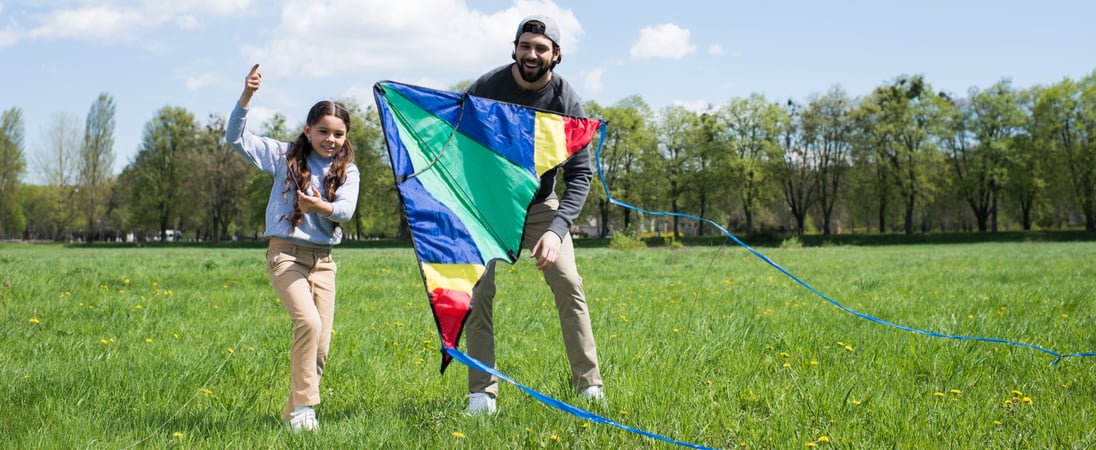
[
  {"xmin": 593, "ymin": 136, "xmax": 1096, "ymax": 366},
  {"xmin": 445, "ymin": 347, "xmax": 717, "ymax": 450}
]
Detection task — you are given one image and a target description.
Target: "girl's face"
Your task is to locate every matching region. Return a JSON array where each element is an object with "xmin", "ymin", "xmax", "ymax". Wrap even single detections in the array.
[{"xmin": 304, "ymin": 115, "xmax": 348, "ymax": 158}]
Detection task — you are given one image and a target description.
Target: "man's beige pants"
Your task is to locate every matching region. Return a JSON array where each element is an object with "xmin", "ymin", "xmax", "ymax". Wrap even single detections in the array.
[{"xmin": 465, "ymin": 199, "xmax": 603, "ymax": 398}]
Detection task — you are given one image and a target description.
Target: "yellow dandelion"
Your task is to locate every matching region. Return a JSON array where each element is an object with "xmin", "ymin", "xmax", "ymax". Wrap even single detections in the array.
[
  {"xmin": 173, "ymin": 333, "xmax": 180, "ymax": 340},
  {"xmin": 526, "ymin": 428, "xmax": 533, "ymax": 434},
  {"xmin": 200, "ymin": 388, "xmax": 213, "ymax": 395},
  {"xmin": 949, "ymin": 389, "xmax": 961, "ymax": 395},
  {"xmin": 779, "ymin": 352, "xmax": 790, "ymax": 358},
  {"xmin": 782, "ymin": 362, "xmax": 791, "ymax": 368},
  {"xmin": 451, "ymin": 432, "xmax": 465, "ymax": 439},
  {"xmin": 145, "ymin": 338, "xmax": 153, "ymax": 344},
  {"xmin": 1011, "ymin": 390, "xmax": 1022, "ymax": 397},
  {"xmin": 817, "ymin": 435, "xmax": 830, "ymax": 443},
  {"xmin": 836, "ymin": 341, "xmax": 844, "ymax": 346},
  {"xmin": 135, "ymin": 304, "xmax": 143, "ymax": 309},
  {"xmin": 172, "ymin": 431, "xmax": 183, "ymax": 439},
  {"xmin": 551, "ymin": 435, "xmax": 560, "ymax": 441},
  {"xmin": 967, "ymin": 314, "xmax": 974, "ymax": 320},
  {"xmin": 1061, "ymin": 313, "xmax": 1069, "ymax": 319},
  {"xmin": 582, "ymin": 422, "xmax": 590, "ymax": 429},
  {"xmin": 100, "ymin": 338, "xmax": 109, "ymax": 345},
  {"xmin": 706, "ymin": 380, "xmax": 713, "ymax": 386},
  {"xmin": 29, "ymin": 317, "xmax": 40, "ymax": 324},
  {"xmin": 673, "ymin": 328, "xmax": 679, "ymax": 333},
  {"xmin": 620, "ymin": 410, "xmax": 629, "ymax": 416},
  {"xmin": 533, "ymin": 348, "xmax": 539, "ymax": 352},
  {"xmin": 809, "ymin": 360, "xmax": 818, "ymax": 366},
  {"xmin": 226, "ymin": 348, "xmax": 234, "ymax": 353},
  {"xmin": 851, "ymin": 400, "xmax": 862, "ymax": 406},
  {"xmin": 124, "ymin": 279, "xmax": 131, "ymax": 285},
  {"xmin": 222, "ymin": 284, "xmax": 228, "ymax": 289},
  {"xmin": 1003, "ymin": 400, "xmax": 1013, "ymax": 408},
  {"xmin": 806, "ymin": 442, "xmax": 817, "ymax": 448},
  {"xmin": 934, "ymin": 392, "xmax": 944, "ymax": 397},
  {"xmin": 993, "ymin": 420, "xmax": 1002, "ymax": 426},
  {"xmin": 1021, "ymin": 397, "xmax": 1033, "ymax": 405},
  {"xmin": 844, "ymin": 345, "xmax": 853, "ymax": 352}
]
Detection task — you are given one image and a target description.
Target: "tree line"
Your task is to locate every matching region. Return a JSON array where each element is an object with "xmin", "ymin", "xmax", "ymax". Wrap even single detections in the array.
[{"xmin": 2, "ymin": 70, "xmax": 1095, "ymax": 243}]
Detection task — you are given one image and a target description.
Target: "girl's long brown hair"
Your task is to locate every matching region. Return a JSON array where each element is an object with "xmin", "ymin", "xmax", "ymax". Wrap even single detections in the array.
[{"xmin": 283, "ymin": 101, "xmax": 356, "ymax": 232}]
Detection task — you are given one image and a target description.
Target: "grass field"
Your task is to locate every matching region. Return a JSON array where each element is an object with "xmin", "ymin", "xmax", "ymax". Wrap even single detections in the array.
[{"xmin": 2, "ymin": 241, "xmax": 1094, "ymax": 449}]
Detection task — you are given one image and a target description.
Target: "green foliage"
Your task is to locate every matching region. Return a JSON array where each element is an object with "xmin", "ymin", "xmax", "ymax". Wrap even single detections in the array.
[
  {"xmin": 608, "ymin": 228, "xmax": 646, "ymax": 250},
  {"xmin": 779, "ymin": 235, "xmax": 803, "ymax": 249},
  {"xmin": 0, "ymin": 107, "xmax": 26, "ymax": 238},
  {"xmin": 2, "ymin": 242, "xmax": 1094, "ymax": 448}
]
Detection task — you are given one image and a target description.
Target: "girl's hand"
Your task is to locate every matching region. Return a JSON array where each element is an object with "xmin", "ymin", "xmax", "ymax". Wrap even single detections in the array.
[
  {"xmin": 238, "ymin": 64, "xmax": 262, "ymax": 108},
  {"xmin": 297, "ymin": 186, "xmax": 333, "ymax": 217}
]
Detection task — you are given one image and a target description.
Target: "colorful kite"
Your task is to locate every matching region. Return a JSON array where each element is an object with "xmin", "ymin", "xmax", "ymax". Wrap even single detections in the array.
[{"xmin": 372, "ymin": 80, "xmax": 604, "ymax": 373}]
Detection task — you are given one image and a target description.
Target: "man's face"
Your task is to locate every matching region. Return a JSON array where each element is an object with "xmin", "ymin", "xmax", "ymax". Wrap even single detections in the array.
[{"xmin": 514, "ymin": 32, "xmax": 558, "ymax": 83}]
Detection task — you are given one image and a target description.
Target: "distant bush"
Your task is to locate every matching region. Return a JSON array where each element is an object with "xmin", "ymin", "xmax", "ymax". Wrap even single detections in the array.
[{"xmin": 609, "ymin": 229, "xmax": 647, "ymax": 250}]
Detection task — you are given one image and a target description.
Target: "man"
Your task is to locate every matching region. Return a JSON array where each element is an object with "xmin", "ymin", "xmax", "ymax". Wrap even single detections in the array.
[{"xmin": 462, "ymin": 14, "xmax": 604, "ymax": 415}]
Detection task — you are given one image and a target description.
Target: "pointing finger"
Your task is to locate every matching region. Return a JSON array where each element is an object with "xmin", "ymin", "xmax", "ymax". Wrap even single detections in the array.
[{"xmin": 249, "ymin": 64, "xmax": 260, "ymax": 76}]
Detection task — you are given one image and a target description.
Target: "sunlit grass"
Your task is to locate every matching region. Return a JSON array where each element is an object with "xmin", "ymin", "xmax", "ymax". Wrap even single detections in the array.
[{"xmin": 1, "ymin": 241, "xmax": 1093, "ymax": 448}]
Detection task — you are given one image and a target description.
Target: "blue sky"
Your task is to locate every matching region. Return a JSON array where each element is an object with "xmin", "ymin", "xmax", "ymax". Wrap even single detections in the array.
[{"xmin": 3, "ymin": 0, "xmax": 1094, "ymax": 183}]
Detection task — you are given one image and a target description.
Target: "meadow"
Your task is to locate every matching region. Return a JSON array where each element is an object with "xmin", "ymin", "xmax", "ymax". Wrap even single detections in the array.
[{"xmin": 2, "ymin": 240, "xmax": 1094, "ymax": 449}]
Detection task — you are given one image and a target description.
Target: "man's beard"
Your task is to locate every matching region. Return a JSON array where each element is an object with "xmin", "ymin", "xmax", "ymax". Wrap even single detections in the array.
[{"xmin": 519, "ymin": 60, "xmax": 552, "ymax": 83}]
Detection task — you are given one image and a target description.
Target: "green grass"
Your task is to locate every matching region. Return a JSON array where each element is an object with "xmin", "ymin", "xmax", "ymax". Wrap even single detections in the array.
[{"xmin": 2, "ymin": 241, "xmax": 1094, "ymax": 449}]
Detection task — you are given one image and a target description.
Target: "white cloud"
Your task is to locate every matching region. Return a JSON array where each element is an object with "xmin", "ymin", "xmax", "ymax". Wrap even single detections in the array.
[
  {"xmin": 708, "ymin": 44, "xmax": 724, "ymax": 56},
  {"xmin": 26, "ymin": 6, "xmax": 148, "ymax": 40},
  {"xmin": 583, "ymin": 67, "xmax": 605, "ymax": 94},
  {"xmin": 246, "ymin": 0, "xmax": 584, "ymax": 78},
  {"xmin": 185, "ymin": 72, "xmax": 218, "ymax": 91},
  {"xmin": 20, "ymin": 1, "xmax": 252, "ymax": 41},
  {"xmin": 629, "ymin": 23, "xmax": 695, "ymax": 61}
]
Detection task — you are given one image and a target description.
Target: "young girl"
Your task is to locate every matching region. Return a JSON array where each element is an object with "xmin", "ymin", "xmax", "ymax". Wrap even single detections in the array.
[{"xmin": 225, "ymin": 64, "xmax": 360, "ymax": 432}]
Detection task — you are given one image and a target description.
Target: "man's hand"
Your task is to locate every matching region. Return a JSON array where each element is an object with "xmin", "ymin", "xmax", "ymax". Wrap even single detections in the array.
[{"xmin": 530, "ymin": 231, "xmax": 563, "ymax": 271}]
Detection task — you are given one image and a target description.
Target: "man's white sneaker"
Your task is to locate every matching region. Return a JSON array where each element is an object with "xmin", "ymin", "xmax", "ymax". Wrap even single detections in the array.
[
  {"xmin": 579, "ymin": 385, "xmax": 606, "ymax": 403},
  {"xmin": 463, "ymin": 392, "xmax": 497, "ymax": 416},
  {"xmin": 289, "ymin": 407, "xmax": 319, "ymax": 432}
]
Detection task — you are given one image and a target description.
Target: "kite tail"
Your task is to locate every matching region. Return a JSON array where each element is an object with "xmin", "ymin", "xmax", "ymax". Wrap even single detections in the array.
[
  {"xmin": 593, "ymin": 135, "xmax": 1096, "ymax": 365},
  {"xmin": 445, "ymin": 347, "xmax": 718, "ymax": 449}
]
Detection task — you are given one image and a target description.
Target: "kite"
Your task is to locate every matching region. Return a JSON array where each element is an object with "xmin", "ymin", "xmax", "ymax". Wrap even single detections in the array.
[
  {"xmin": 373, "ymin": 81, "xmax": 714, "ymax": 449},
  {"xmin": 372, "ymin": 80, "xmax": 603, "ymax": 373}
]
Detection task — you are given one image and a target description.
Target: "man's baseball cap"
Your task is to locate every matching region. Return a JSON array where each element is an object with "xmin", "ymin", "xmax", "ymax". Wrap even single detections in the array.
[{"xmin": 515, "ymin": 15, "xmax": 560, "ymax": 46}]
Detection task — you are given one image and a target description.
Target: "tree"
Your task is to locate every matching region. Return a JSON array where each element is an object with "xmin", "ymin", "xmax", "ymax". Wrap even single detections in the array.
[
  {"xmin": 858, "ymin": 75, "xmax": 947, "ymax": 234},
  {"xmin": 654, "ymin": 105, "xmax": 698, "ymax": 237},
  {"xmin": 120, "ymin": 106, "xmax": 198, "ymax": 240},
  {"xmin": 0, "ymin": 107, "xmax": 26, "ymax": 237},
  {"xmin": 1033, "ymin": 73, "xmax": 1096, "ymax": 231},
  {"xmin": 36, "ymin": 112, "xmax": 83, "ymax": 240},
  {"xmin": 1006, "ymin": 87, "xmax": 1048, "ymax": 230},
  {"xmin": 806, "ymin": 87, "xmax": 853, "ymax": 235},
  {"xmin": 586, "ymin": 96, "xmax": 655, "ymax": 237},
  {"xmin": 188, "ymin": 114, "xmax": 251, "ymax": 241},
  {"xmin": 721, "ymin": 94, "xmax": 785, "ymax": 235},
  {"xmin": 776, "ymin": 100, "xmax": 815, "ymax": 235},
  {"xmin": 344, "ymin": 100, "xmax": 398, "ymax": 239},
  {"xmin": 79, "ymin": 93, "xmax": 116, "ymax": 241},
  {"xmin": 944, "ymin": 80, "xmax": 1025, "ymax": 232}
]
